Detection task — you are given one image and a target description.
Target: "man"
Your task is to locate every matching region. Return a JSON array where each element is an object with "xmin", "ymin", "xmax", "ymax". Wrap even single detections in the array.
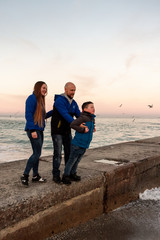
[{"xmin": 51, "ymin": 82, "xmax": 80, "ymax": 183}]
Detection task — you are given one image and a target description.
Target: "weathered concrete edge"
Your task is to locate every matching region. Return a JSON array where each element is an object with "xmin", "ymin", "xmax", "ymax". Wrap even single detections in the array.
[
  {"xmin": 0, "ymin": 187, "xmax": 104, "ymax": 240},
  {"xmin": 1, "ymin": 152, "xmax": 160, "ymax": 239},
  {"xmin": 0, "ymin": 172, "xmax": 104, "ymax": 230},
  {"xmin": 105, "ymin": 156, "xmax": 160, "ymax": 212}
]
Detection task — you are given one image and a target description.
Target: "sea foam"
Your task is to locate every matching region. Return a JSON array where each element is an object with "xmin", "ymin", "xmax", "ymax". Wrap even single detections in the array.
[{"xmin": 139, "ymin": 187, "xmax": 160, "ymax": 200}]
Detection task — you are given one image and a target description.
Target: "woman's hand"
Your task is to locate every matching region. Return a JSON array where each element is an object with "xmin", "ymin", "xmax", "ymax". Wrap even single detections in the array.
[{"xmin": 31, "ymin": 131, "xmax": 38, "ymax": 139}]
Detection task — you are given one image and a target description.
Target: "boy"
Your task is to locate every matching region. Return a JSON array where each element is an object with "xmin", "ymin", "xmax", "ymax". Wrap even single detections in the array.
[{"xmin": 62, "ymin": 101, "xmax": 96, "ymax": 185}]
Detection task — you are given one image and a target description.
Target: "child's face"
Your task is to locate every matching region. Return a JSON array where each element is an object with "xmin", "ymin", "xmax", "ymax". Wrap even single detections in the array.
[
  {"xmin": 84, "ymin": 104, "xmax": 95, "ymax": 114},
  {"xmin": 41, "ymin": 84, "xmax": 47, "ymax": 96}
]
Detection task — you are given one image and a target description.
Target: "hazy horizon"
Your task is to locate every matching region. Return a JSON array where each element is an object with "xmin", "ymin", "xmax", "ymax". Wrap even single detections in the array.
[{"xmin": 1, "ymin": 111, "xmax": 160, "ymax": 119}]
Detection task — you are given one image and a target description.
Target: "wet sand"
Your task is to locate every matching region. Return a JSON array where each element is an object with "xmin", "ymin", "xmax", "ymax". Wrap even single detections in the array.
[{"xmin": 48, "ymin": 199, "xmax": 160, "ymax": 240}]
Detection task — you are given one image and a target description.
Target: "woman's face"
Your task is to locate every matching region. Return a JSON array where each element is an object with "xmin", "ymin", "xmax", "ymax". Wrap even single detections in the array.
[{"xmin": 41, "ymin": 84, "xmax": 47, "ymax": 96}]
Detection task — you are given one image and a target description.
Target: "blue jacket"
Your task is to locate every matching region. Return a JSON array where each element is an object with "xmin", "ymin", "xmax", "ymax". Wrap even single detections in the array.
[
  {"xmin": 51, "ymin": 94, "xmax": 80, "ymax": 135},
  {"xmin": 71, "ymin": 111, "xmax": 96, "ymax": 149},
  {"xmin": 25, "ymin": 93, "xmax": 52, "ymax": 131}
]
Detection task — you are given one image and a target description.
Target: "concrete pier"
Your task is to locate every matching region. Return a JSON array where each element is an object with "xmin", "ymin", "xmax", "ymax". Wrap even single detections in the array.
[{"xmin": 0, "ymin": 137, "xmax": 160, "ymax": 240}]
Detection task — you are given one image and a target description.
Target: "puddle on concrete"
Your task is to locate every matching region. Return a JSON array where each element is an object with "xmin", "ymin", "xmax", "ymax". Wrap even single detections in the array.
[{"xmin": 94, "ymin": 159, "xmax": 124, "ymax": 165}]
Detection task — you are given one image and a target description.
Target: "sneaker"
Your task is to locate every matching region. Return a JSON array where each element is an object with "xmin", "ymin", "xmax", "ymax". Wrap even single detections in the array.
[
  {"xmin": 32, "ymin": 174, "xmax": 47, "ymax": 183},
  {"xmin": 21, "ymin": 174, "xmax": 29, "ymax": 186},
  {"xmin": 62, "ymin": 175, "xmax": 71, "ymax": 185},
  {"xmin": 70, "ymin": 173, "xmax": 81, "ymax": 181},
  {"xmin": 53, "ymin": 176, "xmax": 61, "ymax": 184}
]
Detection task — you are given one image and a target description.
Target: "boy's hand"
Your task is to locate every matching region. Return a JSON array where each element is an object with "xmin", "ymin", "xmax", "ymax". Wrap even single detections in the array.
[{"xmin": 84, "ymin": 127, "xmax": 89, "ymax": 133}]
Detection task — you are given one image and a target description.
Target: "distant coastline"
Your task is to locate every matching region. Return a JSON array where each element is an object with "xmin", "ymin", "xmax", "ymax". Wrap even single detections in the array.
[{"xmin": 0, "ymin": 113, "xmax": 160, "ymax": 119}]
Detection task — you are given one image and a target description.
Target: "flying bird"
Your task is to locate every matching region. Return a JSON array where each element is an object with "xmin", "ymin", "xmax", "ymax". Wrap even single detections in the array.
[
  {"xmin": 132, "ymin": 116, "xmax": 135, "ymax": 122},
  {"xmin": 119, "ymin": 104, "xmax": 122, "ymax": 107},
  {"xmin": 148, "ymin": 104, "xmax": 153, "ymax": 108}
]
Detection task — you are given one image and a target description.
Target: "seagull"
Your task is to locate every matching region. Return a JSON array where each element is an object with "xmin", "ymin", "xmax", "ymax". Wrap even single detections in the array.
[
  {"xmin": 119, "ymin": 104, "xmax": 122, "ymax": 107},
  {"xmin": 132, "ymin": 116, "xmax": 135, "ymax": 122},
  {"xmin": 148, "ymin": 104, "xmax": 153, "ymax": 108}
]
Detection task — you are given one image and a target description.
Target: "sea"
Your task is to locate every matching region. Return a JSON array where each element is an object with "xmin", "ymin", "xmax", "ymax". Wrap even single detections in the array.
[{"xmin": 1, "ymin": 115, "xmax": 160, "ymax": 164}]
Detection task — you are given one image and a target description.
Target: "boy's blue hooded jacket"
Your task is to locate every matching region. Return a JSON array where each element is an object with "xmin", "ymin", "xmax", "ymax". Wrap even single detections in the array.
[
  {"xmin": 25, "ymin": 93, "xmax": 52, "ymax": 131},
  {"xmin": 71, "ymin": 111, "xmax": 96, "ymax": 149}
]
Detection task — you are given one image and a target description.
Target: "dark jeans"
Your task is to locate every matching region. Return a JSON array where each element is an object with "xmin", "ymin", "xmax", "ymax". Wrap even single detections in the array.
[
  {"xmin": 24, "ymin": 130, "xmax": 43, "ymax": 176},
  {"xmin": 64, "ymin": 144, "xmax": 86, "ymax": 176},
  {"xmin": 52, "ymin": 133, "xmax": 72, "ymax": 177}
]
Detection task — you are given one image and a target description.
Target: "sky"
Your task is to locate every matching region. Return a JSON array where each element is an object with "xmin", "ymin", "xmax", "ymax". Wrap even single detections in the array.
[{"xmin": 0, "ymin": 0, "xmax": 160, "ymax": 116}]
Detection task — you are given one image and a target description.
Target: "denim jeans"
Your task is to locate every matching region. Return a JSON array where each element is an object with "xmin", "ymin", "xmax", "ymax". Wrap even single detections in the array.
[
  {"xmin": 64, "ymin": 144, "xmax": 86, "ymax": 176},
  {"xmin": 24, "ymin": 130, "xmax": 43, "ymax": 176},
  {"xmin": 52, "ymin": 133, "xmax": 72, "ymax": 177}
]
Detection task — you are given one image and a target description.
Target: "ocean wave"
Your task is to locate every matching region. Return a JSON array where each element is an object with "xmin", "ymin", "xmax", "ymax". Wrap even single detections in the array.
[
  {"xmin": 1, "ymin": 116, "xmax": 160, "ymax": 163},
  {"xmin": 139, "ymin": 187, "xmax": 160, "ymax": 201}
]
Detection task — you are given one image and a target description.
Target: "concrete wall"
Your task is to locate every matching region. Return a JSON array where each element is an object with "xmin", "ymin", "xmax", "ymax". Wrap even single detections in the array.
[
  {"xmin": 0, "ymin": 188, "xmax": 104, "ymax": 240},
  {"xmin": 105, "ymin": 156, "xmax": 160, "ymax": 212},
  {"xmin": 0, "ymin": 137, "xmax": 160, "ymax": 240}
]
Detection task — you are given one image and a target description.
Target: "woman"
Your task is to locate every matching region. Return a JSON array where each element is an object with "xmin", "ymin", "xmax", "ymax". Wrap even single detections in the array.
[{"xmin": 21, "ymin": 81, "xmax": 52, "ymax": 186}]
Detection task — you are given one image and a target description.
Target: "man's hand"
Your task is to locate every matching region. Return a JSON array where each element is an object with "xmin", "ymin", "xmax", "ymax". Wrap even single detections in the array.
[
  {"xmin": 80, "ymin": 123, "xmax": 86, "ymax": 128},
  {"xmin": 80, "ymin": 123, "xmax": 89, "ymax": 133}
]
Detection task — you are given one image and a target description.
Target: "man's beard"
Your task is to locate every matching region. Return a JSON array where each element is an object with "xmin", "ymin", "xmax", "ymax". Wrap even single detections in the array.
[{"xmin": 67, "ymin": 95, "xmax": 73, "ymax": 99}]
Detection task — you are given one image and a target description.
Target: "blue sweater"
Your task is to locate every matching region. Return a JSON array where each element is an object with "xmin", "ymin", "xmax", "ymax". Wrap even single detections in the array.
[
  {"xmin": 51, "ymin": 94, "xmax": 80, "ymax": 135},
  {"xmin": 54, "ymin": 94, "xmax": 80, "ymax": 123},
  {"xmin": 25, "ymin": 93, "xmax": 52, "ymax": 131}
]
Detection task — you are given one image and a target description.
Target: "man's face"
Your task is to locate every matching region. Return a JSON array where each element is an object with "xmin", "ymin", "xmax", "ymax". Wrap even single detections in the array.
[{"xmin": 65, "ymin": 84, "xmax": 76, "ymax": 99}]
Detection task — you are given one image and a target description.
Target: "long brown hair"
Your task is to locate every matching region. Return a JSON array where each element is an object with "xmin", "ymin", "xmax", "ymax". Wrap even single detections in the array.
[{"xmin": 33, "ymin": 81, "xmax": 47, "ymax": 127}]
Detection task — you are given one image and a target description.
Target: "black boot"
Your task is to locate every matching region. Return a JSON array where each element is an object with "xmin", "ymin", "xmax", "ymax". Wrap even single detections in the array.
[
  {"xmin": 70, "ymin": 173, "xmax": 81, "ymax": 181},
  {"xmin": 62, "ymin": 175, "xmax": 71, "ymax": 185},
  {"xmin": 53, "ymin": 175, "xmax": 61, "ymax": 184},
  {"xmin": 32, "ymin": 174, "xmax": 47, "ymax": 183},
  {"xmin": 21, "ymin": 174, "xmax": 29, "ymax": 186}
]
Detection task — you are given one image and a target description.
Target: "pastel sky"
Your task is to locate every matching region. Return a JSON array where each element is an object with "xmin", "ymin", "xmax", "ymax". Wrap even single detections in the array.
[{"xmin": 0, "ymin": 0, "xmax": 160, "ymax": 116}]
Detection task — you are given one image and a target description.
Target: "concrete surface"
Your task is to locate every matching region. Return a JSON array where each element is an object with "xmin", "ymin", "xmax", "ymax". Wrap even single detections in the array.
[{"xmin": 0, "ymin": 137, "xmax": 160, "ymax": 240}]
